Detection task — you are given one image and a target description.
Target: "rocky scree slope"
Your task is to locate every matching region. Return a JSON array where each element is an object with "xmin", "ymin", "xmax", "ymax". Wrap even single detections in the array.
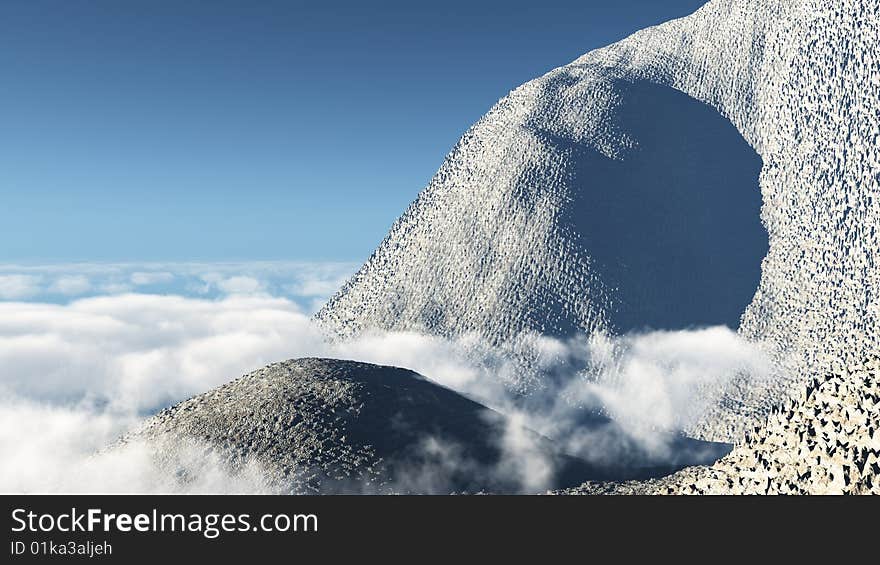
[
  {"xmin": 557, "ymin": 357, "xmax": 880, "ymax": 494},
  {"xmin": 663, "ymin": 357, "xmax": 880, "ymax": 494}
]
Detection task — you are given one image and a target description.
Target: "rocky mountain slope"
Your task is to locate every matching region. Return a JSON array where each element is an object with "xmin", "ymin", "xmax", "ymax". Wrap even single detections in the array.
[
  {"xmin": 122, "ymin": 358, "xmax": 684, "ymax": 494},
  {"xmin": 558, "ymin": 357, "xmax": 880, "ymax": 495},
  {"xmin": 316, "ymin": 0, "xmax": 880, "ymax": 443},
  {"xmin": 665, "ymin": 357, "xmax": 880, "ymax": 494}
]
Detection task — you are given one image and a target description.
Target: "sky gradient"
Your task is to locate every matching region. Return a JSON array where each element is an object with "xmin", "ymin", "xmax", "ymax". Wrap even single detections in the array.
[{"xmin": 1, "ymin": 0, "xmax": 708, "ymax": 262}]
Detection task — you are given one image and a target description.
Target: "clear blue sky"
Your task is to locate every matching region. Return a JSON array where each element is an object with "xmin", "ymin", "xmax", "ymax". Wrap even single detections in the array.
[{"xmin": 0, "ymin": 0, "xmax": 708, "ymax": 262}]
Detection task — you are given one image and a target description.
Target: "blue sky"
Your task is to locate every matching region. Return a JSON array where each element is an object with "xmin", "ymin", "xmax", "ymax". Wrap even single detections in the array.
[{"xmin": 0, "ymin": 0, "xmax": 708, "ymax": 263}]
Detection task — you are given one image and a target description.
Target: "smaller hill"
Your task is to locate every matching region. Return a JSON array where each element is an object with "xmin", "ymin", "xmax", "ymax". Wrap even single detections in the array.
[{"xmin": 122, "ymin": 358, "xmax": 632, "ymax": 493}]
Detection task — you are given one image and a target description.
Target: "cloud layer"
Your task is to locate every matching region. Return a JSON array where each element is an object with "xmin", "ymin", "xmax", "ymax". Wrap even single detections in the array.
[
  {"xmin": 0, "ymin": 286, "xmax": 777, "ymax": 493},
  {"xmin": 0, "ymin": 261, "xmax": 357, "ymax": 311}
]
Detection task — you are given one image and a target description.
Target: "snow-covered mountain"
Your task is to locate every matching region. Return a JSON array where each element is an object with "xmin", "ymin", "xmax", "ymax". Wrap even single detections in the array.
[{"xmin": 317, "ymin": 0, "xmax": 880, "ymax": 443}]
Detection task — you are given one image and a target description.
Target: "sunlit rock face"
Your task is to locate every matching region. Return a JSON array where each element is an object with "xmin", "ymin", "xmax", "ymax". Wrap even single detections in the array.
[{"xmin": 318, "ymin": 0, "xmax": 880, "ymax": 442}]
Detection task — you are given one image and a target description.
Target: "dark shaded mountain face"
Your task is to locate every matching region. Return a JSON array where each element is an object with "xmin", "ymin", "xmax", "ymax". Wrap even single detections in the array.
[
  {"xmin": 122, "ymin": 358, "xmax": 727, "ymax": 494},
  {"xmin": 551, "ymin": 78, "xmax": 765, "ymax": 333}
]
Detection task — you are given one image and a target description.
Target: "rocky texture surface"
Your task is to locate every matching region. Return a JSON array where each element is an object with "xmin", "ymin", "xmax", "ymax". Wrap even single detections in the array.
[
  {"xmin": 122, "ymin": 358, "xmax": 664, "ymax": 494},
  {"xmin": 665, "ymin": 358, "xmax": 880, "ymax": 494},
  {"xmin": 556, "ymin": 357, "xmax": 880, "ymax": 494},
  {"xmin": 550, "ymin": 479, "xmax": 664, "ymax": 496},
  {"xmin": 317, "ymin": 0, "xmax": 880, "ymax": 443}
]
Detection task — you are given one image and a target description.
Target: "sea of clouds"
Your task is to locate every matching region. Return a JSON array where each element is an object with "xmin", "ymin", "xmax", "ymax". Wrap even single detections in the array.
[{"xmin": 0, "ymin": 262, "xmax": 777, "ymax": 493}]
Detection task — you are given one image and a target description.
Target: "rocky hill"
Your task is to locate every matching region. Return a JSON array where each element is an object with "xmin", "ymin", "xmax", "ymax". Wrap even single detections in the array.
[{"xmin": 121, "ymin": 358, "xmax": 687, "ymax": 494}]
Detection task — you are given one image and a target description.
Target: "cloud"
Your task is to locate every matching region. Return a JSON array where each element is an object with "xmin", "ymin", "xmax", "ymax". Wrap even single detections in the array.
[
  {"xmin": 0, "ymin": 275, "xmax": 41, "ymax": 299},
  {"xmin": 211, "ymin": 275, "xmax": 265, "ymax": 295},
  {"xmin": 130, "ymin": 271, "xmax": 175, "ymax": 286},
  {"xmin": 49, "ymin": 275, "xmax": 92, "ymax": 296},
  {"xmin": 0, "ymin": 289, "xmax": 782, "ymax": 493},
  {"xmin": 0, "ymin": 261, "xmax": 358, "ymax": 311},
  {"xmin": 0, "ymin": 397, "xmax": 273, "ymax": 493},
  {"xmin": 582, "ymin": 327, "xmax": 775, "ymax": 432},
  {"xmin": 287, "ymin": 272, "xmax": 352, "ymax": 298},
  {"xmin": 98, "ymin": 281, "xmax": 133, "ymax": 295},
  {"xmin": 330, "ymin": 326, "xmax": 765, "ymax": 474},
  {"xmin": 0, "ymin": 294, "xmax": 320, "ymax": 412},
  {"xmin": 0, "ymin": 293, "xmax": 319, "ymax": 493}
]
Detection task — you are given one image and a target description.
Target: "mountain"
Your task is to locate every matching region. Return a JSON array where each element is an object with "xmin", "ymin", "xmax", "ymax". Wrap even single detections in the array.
[
  {"xmin": 121, "ymin": 358, "xmax": 699, "ymax": 494},
  {"xmin": 317, "ymin": 0, "xmax": 880, "ymax": 443}
]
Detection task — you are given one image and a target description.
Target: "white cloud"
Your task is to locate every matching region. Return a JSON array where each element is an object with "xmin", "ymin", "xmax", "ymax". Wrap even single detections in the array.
[
  {"xmin": 98, "ymin": 281, "xmax": 133, "ymax": 294},
  {"xmin": 49, "ymin": 275, "xmax": 92, "ymax": 296},
  {"xmin": 0, "ymin": 398, "xmax": 272, "ymax": 494},
  {"xmin": 0, "ymin": 275, "xmax": 41, "ymax": 299},
  {"xmin": 215, "ymin": 276, "xmax": 265, "ymax": 295},
  {"xmin": 287, "ymin": 271, "xmax": 352, "ymax": 297},
  {"xmin": 0, "ymin": 291, "xmax": 779, "ymax": 493},
  {"xmin": 0, "ymin": 261, "xmax": 358, "ymax": 311},
  {"xmin": 130, "ymin": 271, "xmax": 175, "ymax": 286},
  {"xmin": 0, "ymin": 294, "xmax": 318, "ymax": 412},
  {"xmin": 582, "ymin": 327, "xmax": 774, "ymax": 432}
]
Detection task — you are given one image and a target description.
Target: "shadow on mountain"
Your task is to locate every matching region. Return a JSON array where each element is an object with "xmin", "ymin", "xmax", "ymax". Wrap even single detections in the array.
[
  {"xmin": 543, "ymin": 78, "xmax": 766, "ymax": 333},
  {"xmin": 513, "ymin": 387, "xmax": 733, "ymax": 483}
]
